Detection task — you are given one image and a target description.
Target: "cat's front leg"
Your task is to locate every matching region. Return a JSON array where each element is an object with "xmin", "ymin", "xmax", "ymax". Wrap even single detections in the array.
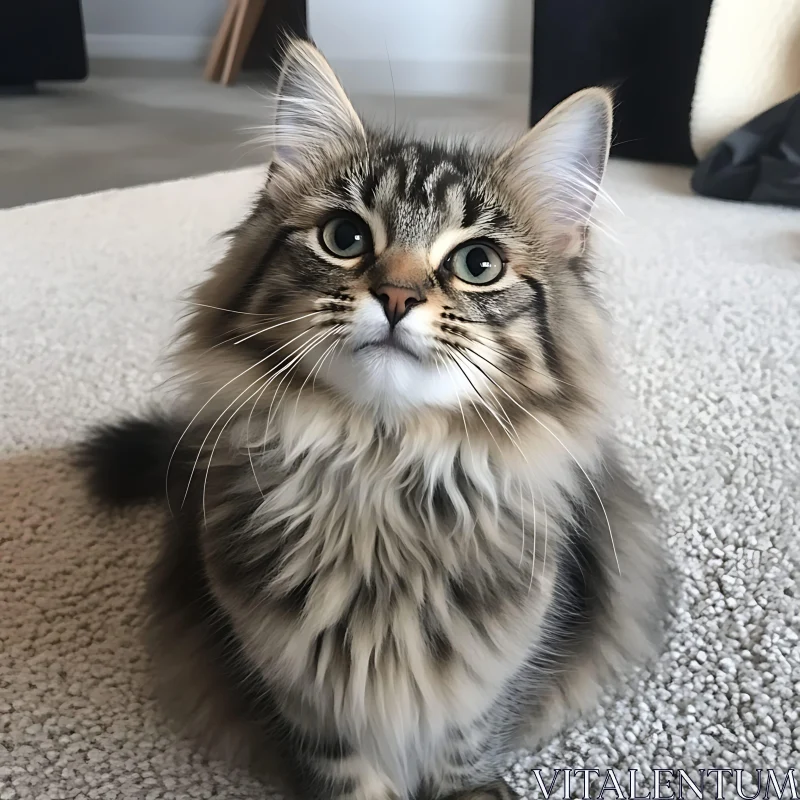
[{"xmin": 292, "ymin": 747, "xmax": 400, "ymax": 800}]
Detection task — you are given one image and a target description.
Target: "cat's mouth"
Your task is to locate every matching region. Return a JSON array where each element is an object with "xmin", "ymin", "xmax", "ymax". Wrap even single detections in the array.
[{"xmin": 353, "ymin": 337, "xmax": 422, "ymax": 361}]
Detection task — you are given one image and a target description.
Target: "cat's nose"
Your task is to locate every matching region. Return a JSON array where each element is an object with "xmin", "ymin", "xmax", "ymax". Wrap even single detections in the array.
[{"xmin": 373, "ymin": 284, "xmax": 425, "ymax": 329}]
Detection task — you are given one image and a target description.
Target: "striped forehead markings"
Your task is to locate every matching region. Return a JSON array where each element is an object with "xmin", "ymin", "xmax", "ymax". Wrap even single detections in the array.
[{"xmin": 359, "ymin": 159, "xmax": 480, "ymax": 228}]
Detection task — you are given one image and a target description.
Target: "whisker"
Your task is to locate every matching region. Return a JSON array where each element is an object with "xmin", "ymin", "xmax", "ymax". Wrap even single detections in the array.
[
  {"xmin": 445, "ymin": 345, "xmax": 553, "ymax": 587},
  {"xmin": 542, "ymin": 485, "xmax": 549, "ymax": 579},
  {"xmin": 169, "ymin": 326, "xmax": 318, "ymax": 513},
  {"xmin": 446, "ymin": 350, "xmax": 527, "ymax": 480},
  {"xmin": 184, "ymin": 302, "xmax": 312, "ymax": 317},
  {"xmin": 459, "ymin": 357, "xmax": 620, "ymax": 576},
  {"xmin": 443, "ymin": 329, "xmax": 530, "ymax": 369},
  {"xmin": 233, "ymin": 311, "xmax": 322, "ymax": 346},
  {"xmin": 463, "ymin": 357, "xmax": 519, "ymax": 433},
  {"xmin": 166, "ymin": 364, "xmax": 263, "ymax": 517},
  {"xmin": 194, "ymin": 318, "xmax": 308, "ymax": 359},
  {"xmin": 448, "ymin": 349, "xmax": 526, "ymax": 457},
  {"xmin": 439, "ymin": 356, "xmax": 470, "ymax": 449},
  {"xmin": 445, "ymin": 352, "xmax": 502, "ymax": 453},
  {"xmin": 312, "ymin": 336, "xmax": 343, "ymax": 393},
  {"xmin": 243, "ymin": 328, "xmax": 335, "ymax": 495},
  {"xmin": 308, "ymin": 338, "xmax": 340, "ymax": 393},
  {"xmin": 311, "ymin": 330, "xmax": 343, "ymax": 383},
  {"xmin": 189, "ymin": 311, "xmax": 326, "ymax": 358},
  {"xmin": 201, "ymin": 376, "xmax": 270, "ymax": 525},
  {"xmin": 384, "ymin": 39, "xmax": 397, "ymax": 135},
  {"xmin": 519, "ymin": 481, "xmax": 525, "ymax": 568},
  {"xmin": 245, "ymin": 382, "xmax": 269, "ymax": 497},
  {"xmin": 265, "ymin": 327, "xmax": 336, "ymax": 430},
  {"xmin": 529, "ymin": 478, "xmax": 538, "ymax": 593},
  {"xmin": 455, "ymin": 314, "xmax": 564, "ymax": 351},
  {"xmin": 292, "ymin": 326, "xmax": 344, "ymax": 419},
  {"xmin": 442, "ymin": 328, "xmax": 579, "ymax": 390},
  {"xmin": 270, "ymin": 367, "xmax": 299, "ymax": 430}
]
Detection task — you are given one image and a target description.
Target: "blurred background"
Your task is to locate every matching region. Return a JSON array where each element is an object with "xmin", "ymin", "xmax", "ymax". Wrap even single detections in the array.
[
  {"xmin": 1, "ymin": 0, "xmax": 798, "ymax": 209},
  {"xmin": 0, "ymin": 0, "xmax": 532, "ymax": 209}
]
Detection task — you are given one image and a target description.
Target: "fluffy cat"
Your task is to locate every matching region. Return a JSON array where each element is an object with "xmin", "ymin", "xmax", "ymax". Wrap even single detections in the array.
[{"xmin": 80, "ymin": 39, "xmax": 668, "ymax": 800}]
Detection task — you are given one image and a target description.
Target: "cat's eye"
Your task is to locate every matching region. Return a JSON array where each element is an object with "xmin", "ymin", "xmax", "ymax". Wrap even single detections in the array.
[
  {"xmin": 319, "ymin": 215, "xmax": 371, "ymax": 259},
  {"xmin": 446, "ymin": 241, "xmax": 505, "ymax": 285}
]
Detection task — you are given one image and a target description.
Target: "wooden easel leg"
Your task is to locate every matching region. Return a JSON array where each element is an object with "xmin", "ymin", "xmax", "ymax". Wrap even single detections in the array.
[
  {"xmin": 221, "ymin": 0, "xmax": 266, "ymax": 86},
  {"xmin": 205, "ymin": 0, "xmax": 239, "ymax": 83}
]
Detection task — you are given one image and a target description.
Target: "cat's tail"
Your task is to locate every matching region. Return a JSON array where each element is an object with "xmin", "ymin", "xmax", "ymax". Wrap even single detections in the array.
[{"xmin": 76, "ymin": 412, "xmax": 185, "ymax": 507}]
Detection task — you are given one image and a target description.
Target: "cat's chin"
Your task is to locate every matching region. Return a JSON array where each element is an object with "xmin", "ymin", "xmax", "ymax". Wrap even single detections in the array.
[{"xmin": 317, "ymin": 343, "xmax": 469, "ymax": 414}]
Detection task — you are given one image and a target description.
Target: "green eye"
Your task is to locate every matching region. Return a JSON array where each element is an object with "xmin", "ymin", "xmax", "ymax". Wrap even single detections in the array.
[
  {"xmin": 447, "ymin": 241, "xmax": 505, "ymax": 285},
  {"xmin": 320, "ymin": 215, "xmax": 371, "ymax": 259}
]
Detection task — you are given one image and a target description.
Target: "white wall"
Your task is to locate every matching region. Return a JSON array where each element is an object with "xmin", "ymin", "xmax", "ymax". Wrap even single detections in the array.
[
  {"xmin": 80, "ymin": 0, "xmax": 533, "ymax": 96},
  {"xmin": 308, "ymin": 0, "xmax": 532, "ymax": 97},
  {"xmin": 82, "ymin": 0, "xmax": 221, "ymax": 60}
]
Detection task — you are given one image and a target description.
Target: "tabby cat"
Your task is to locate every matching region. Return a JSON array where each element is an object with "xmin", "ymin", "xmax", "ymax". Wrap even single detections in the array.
[{"xmin": 80, "ymin": 39, "xmax": 668, "ymax": 800}]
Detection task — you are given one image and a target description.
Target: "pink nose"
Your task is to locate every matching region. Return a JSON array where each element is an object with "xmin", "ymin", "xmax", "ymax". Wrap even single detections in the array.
[{"xmin": 374, "ymin": 284, "xmax": 424, "ymax": 328}]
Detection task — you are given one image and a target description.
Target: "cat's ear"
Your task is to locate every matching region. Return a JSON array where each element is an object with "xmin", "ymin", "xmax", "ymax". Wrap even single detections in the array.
[
  {"xmin": 271, "ymin": 39, "xmax": 365, "ymax": 169},
  {"xmin": 498, "ymin": 88, "xmax": 613, "ymax": 256}
]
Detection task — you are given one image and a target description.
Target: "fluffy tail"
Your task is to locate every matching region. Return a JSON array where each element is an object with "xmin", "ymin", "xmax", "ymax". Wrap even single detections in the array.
[{"xmin": 76, "ymin": 412, "xmax": 184, "ymax": 507}]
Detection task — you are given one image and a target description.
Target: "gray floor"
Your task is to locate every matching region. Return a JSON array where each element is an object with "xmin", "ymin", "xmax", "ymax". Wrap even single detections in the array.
[{"xmin": 0, "ymin": 60, "xmax": 528, "ymax": 209}]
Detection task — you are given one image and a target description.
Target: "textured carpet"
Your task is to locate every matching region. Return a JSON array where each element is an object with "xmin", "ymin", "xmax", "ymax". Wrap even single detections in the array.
[{"xmin": 1, "ymin": 163, "xmax": 798, "ymax": 799}]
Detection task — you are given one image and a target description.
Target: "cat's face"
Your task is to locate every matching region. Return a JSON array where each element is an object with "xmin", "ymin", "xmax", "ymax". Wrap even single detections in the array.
[
  {"xmin": 184, "ymin": 41, "xmax": 612, "ymax": 431},
  {"xmin": 246, "ymin": 138, "xmax": 569, "ymax": 416}
]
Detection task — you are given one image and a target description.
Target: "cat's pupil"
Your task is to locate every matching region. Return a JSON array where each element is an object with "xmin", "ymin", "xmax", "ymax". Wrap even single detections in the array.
[
  {"xmin": 466, "ymin": 247, "xmax": 490, "ymax": 277},
  {"xmin": 335, "ymin": 221, "xmax": 360, "ymax": 251}
]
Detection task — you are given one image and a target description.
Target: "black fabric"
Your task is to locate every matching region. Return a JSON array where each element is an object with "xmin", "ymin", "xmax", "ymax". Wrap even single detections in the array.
[
  {"xmin": 691, "ymin": 93, "xmax": 800, "ymax": 208},
  {"xmin": 0, "ymin": 1, "xmax": 87, "ymax": 85},
  {"xmin": 530, "ymin": 0, "xmax": 712, "ymax": 165},
  {"xmin": 243, "ymin": 0, "xmax": 308, "ymax": 71}
]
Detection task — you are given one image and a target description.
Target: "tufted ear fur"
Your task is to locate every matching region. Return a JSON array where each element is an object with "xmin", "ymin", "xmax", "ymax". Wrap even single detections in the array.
[
  {"xmin": 270, "ymin": 39, "xmax": 366, "ymax": 171},
  {"xmin": 499, "ymin": 88, "xmax": 613, "ymax": 257}
]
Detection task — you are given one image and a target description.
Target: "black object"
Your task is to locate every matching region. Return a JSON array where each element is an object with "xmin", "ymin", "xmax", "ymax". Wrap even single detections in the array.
[
  {"xmin": 692, "ymin": 93, "xmax": 800, "ymax": 208},
  {"xmin": 244, "ymin": 0, "xmax": 308, "ymax": 72},
  {"xmin": 530, "ymin": 0, "xmax": 712, "ymax": 165},
  {"xmin": 0, "ymin": 1, "xmax": 87, "ymax": 89}
]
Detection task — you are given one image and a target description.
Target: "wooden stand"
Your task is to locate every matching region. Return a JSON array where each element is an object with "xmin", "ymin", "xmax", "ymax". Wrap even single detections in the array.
[{"xmin": 205, "ymin": 0, "xmax": 266, "ymax": 86}]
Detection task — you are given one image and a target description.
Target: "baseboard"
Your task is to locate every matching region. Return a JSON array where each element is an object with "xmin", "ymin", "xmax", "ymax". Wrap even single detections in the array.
[
  {"xmin": 330, "ymin": 54, "xmax": 530, "ymax": 97},
  {"xmin": 84, "ymin": 37, "xmax": 529, "ymax": 96},
  {"xmin": 86, "ymin": 34, "xmax": 212, "ymax": 62}
]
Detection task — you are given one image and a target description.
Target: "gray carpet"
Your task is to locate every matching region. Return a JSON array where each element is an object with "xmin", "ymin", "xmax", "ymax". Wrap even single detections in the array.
[{"xmin": 1, "ymin": 163, "xmax": 798, "ymax": 799}]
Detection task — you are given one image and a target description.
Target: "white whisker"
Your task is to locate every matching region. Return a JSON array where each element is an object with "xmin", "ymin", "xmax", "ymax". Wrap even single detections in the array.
[
  {"xmin": 173, "ymin": 326, "xmax": 318, "ymax": 511},
  {"xmin": 265, "ymin": 330, "xmax": 331, "ymax": 431},
  {"xmin": 471, "ymin": 366, "xmax": 620, "ymax": 576},
  {"xmin": 529, "ymin": 478, "xmax": 538, "ymax": 592},
  {"xmin": 243, "ymin": 329, "xmax": 334, "ymax": 495},
  {"xmin": 312, "ymin": 336, "xmax": 342, "ymax": 393},
  {"xmin": 201, "ymin": 377, "xmax": 269, "ymax": 525},
  {"xmin": 192, "ymin": 369, "xmax": 271, "ymax": 522},
  {"xmin": 449, "ymin": 349, "xmax": 526, "ymax": 459},
  {"xmin": 185, "ymin": 302, "xmax": 316, "ymax": 317},
  {"xmin": 519, "ymin": 480, "xmax": 525, "ymax": 568},
  {"xmin": 233, "ymin": 311, "xmax": 322, "ymax": 346},
  {"xmin": 439, "ymin": 355, "xmax": 470, "ymax": 449},
  {"xmin": 292, "ymin": 326, "xmax": 343, "ymax": 419}
]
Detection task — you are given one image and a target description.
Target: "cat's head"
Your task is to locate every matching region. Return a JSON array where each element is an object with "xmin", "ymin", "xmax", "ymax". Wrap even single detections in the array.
[{"xmin": 182, "ymin": 40, "xmax": 613, "ymax": 439}]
